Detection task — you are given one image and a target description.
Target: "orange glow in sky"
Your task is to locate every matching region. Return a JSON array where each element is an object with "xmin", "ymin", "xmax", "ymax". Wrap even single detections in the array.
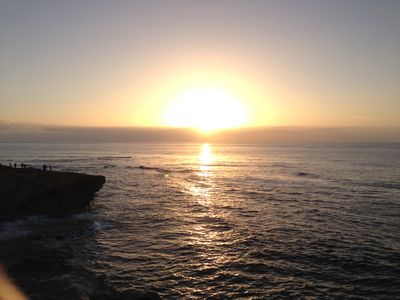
[{"xmin": 1, "ymin": 2, "xmax": 399, "ymax": 129}]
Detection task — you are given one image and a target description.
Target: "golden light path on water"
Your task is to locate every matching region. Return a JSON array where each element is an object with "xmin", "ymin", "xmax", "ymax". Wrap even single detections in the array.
[
  {"xmin": 183, "ymin": 143, "xmax": 235, "ymax": 277},
  {"xmin": 189, "ymin": 144, "xmax": 214, "ymax": 204},
  {"xmin": 199, "ymin": 143, "xmax": 212, "ymax": 174}
]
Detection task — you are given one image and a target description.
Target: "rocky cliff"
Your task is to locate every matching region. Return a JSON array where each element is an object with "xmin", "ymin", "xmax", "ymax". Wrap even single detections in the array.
[
  {"xmin": 0, "ymin": 165, "xmax": 105, "ymax": 218},
  {"xmin": 0, "ymin": 166, "xmax": 161, "ymax": 299}
]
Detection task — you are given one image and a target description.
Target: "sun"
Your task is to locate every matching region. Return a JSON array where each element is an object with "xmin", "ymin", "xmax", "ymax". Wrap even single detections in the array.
[{"xmin": 164, "ymin": 87, "xmax": 248, "ymax": 132}]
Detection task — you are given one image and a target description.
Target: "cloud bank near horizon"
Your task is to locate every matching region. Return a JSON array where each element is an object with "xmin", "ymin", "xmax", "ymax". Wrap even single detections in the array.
[{"xmin": 0, "ymin": 122, "xmax": 399, "ymax": 144}]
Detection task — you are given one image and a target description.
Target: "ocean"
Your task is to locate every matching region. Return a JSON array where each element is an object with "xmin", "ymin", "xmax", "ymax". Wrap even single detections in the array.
[{"xmin": 1, "ymin": 143, "xmax": 399, "ymax": 299}]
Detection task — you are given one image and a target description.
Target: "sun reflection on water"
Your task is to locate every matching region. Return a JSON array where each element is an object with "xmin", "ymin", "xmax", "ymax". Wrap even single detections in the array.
[
  {"xmin": 178, "ymin": 143, "xmax": 234, "ymax": 286},
  {"xmin": 198, "ymin": 144, "xmax": 213, "ymax": 176}
]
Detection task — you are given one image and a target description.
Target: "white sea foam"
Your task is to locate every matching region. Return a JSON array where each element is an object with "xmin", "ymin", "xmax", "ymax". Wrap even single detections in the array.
[{"xmin": 0, "ymin": 215, "xmax": 49, "ymax": 241}]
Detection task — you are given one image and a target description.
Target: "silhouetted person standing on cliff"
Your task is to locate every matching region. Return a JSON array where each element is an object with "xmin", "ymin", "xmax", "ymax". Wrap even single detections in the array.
[
  {"xmin": 42, "ymin": 164, "xmax": 47, "ymax": 171},
  {"xmin": 14, "ymin": 163, "xmax": 16, "ymax": 168}
]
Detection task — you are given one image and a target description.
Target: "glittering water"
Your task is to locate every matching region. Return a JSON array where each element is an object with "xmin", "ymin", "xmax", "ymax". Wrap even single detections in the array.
[{"xmin": 1, "ymin": 143, "xmax": 400, "ymax": 299}]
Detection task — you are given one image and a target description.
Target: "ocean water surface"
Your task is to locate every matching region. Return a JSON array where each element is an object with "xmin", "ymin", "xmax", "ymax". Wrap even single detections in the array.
[{"xmin": 1, "ymin": 143, "xmax": 399, "ymax": 299}]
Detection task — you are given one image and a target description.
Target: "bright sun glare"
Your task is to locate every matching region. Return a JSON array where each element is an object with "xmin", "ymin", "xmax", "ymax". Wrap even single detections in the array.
[{"xmin": 164, "ymin": 87, "xmax": 248, "ymax": 132}]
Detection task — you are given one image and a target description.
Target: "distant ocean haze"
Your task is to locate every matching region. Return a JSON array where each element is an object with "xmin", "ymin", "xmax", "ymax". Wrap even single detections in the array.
[{"xmin": 0, "ymin": 124, "xmax": 399, "ymax": 143}]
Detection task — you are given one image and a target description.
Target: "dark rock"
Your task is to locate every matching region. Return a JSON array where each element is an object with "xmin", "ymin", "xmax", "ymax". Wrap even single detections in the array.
[
  {"xmin": 296, "ymin": 172, "xmax": 309, "ymax": 176},
  {"xmin": 0, "ymin": 165, "xmax": 105, "ymax": 218}
]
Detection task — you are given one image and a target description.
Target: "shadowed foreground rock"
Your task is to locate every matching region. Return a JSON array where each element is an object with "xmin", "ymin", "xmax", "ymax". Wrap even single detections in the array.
[{"xmin": 0, "ymin": 165, "xmax": 105, "ymax": 218}]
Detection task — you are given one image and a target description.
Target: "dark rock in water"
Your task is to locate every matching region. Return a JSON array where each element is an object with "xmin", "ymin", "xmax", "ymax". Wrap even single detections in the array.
[
  {"xmin": 0, "ymin": 165, "xmax": 105, "ymax": 218},
  {"xmin": 296, "ymin": 172, "xmax": 310, "ymax": 177},
  {"xmin": 295, "ymin": 172, "xmax": 320, "ymax": 179}
]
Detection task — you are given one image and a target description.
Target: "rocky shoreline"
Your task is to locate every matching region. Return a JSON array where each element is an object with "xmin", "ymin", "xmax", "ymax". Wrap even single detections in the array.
[
  {"xmin": 0, "ymin": 166, "xmax": 160, "ymax": 299},
  {"xmin": 0, "ymin": 165, "xmax": 105, "ymax": 218}
]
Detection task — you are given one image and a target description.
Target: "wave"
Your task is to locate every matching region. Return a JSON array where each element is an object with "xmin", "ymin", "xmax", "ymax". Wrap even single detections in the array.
[
  {"xmin": 136, "ymin": 165, "xmax": 171, "ymax": 173},
  {"xmin": 28, "ymin": 156, "xmax": 131, "ymax": 163},
  {"xmin": 69, "ymin": 221, "xmax": 116, "ymax": 240},
  {"xmin": 362, "ymin": 182, "xmax": 400, "ymax": 190},
  {"xmin": 97, "ymin": 156, "xmax": 131, "ymax": 160},
  {"xmin": 0, "ymin": 221, "xmax": 30, "ymax": 241},
  {"xmin": 129, "ymin": 165, "xmax": 194, "ymax": 174},
  {"xmin": 102, "ymin": 164, "xmax": 117, "ymax": 168},
  {"xmin": 0, "ymin": 215, "xmax": 47, "ymax": 241},
  {"xmin": 30, "ymin": 158, "xmax": 92, "ymax": 162}
]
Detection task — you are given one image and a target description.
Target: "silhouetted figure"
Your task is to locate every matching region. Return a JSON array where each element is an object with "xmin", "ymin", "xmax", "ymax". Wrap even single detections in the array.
[
  {"xmin": 49, "ymin": 165, "xmax": 52, "ymax": 171},
  {"xmin": 42, "ymin": 164, "xmax": 47, "ymax": 171},
  {"xmin": 9, "ymin": 163, "xmax": 11, "ymax": 167},
  {"xmin": 14, "ymin": 163, "xmax": 16, "ymax": 168}
]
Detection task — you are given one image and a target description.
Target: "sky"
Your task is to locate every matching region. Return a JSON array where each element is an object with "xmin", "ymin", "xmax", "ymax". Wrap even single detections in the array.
[{"xmin": 0, "ymin": 0, "xmax": 400, "ymax": 129}]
